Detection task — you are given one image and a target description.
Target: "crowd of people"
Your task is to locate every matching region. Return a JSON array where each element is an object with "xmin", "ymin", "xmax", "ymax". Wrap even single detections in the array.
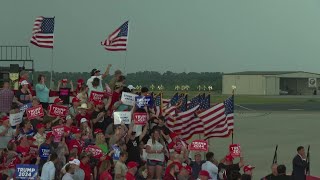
[{"xmin": 0, "ymin": 64, "xmax": 311, "ymax": 180}]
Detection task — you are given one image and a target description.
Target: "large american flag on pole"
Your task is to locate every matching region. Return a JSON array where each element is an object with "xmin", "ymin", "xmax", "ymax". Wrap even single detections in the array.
[
  {"xmin": 198, "ymin": 95, "xmax": 234, "ymax": 139},
  {"xmin": 101, "ymin": 21, "xmax": 129, "ymax": 51},
  {"xmin": 30, "ymin": 17, "xmax": 55, "ymax": 48}
]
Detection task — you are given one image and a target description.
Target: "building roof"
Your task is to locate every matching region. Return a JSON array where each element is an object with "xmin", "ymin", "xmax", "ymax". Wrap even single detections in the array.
[{"xmin": 224, "ymin": 71, "xmax": 309, "ymax": 75}]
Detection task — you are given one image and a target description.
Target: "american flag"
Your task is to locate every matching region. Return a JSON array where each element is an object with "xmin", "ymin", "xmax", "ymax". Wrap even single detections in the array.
[
  {"xmin": 101, "ymin": 21, "xmax": 129, "ymax": 51},
  {"xmin": 198, "ymin": 96, "xmax": 234, "ymax": 139},
  {"xmin": 178, "ymin": 94, "xmax": 188, "ymax": 112},
  {"xmin": 166, "ymin": 105, "xmax": 202, "ymax": 140},
  {"xmin": 30, "ymin": 17, "xmax": 55, "ymax": 48},
  {"xmin": 154, "ymin": 94, "xmax": 162, "ymax": 117},
  {"xmin": 188, "ymin": 94, "xmax": 200, "ymax": 110},
  {"xmin": 199, "ymin": 94, "xmax": 210, "ymax": 111},
  {"xmin": 170, "ymin": 93, "xmax": 179, "ymax": 106}
]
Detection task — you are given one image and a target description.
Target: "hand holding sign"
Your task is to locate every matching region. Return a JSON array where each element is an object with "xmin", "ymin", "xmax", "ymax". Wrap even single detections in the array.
[
  {"xmin": 189, "ymin": 140, "xmax": 208, "ymax": 152},
  {"xmin": 229, "ymin": 144, "xmax": 241, "ymax": 157}
]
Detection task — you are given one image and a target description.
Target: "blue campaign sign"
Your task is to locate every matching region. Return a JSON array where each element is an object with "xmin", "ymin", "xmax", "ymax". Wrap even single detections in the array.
[
  {"xmin": 39, "ymin": 145, "xmax": 50, "ymax": 159},
  {"xmin": 15, "ymin": 164, "xmax": 38, "ymax": 180},
  {"xmin": 135, "ymin": 96, "xmax": 153, "ymax": 108},
  {"xmin": 20, "ymin": 103, "xmax": 32, "ymax": 112},
  {"xmin": 112, "ymin": 145, "xmax": 120, "ymax": 160}
]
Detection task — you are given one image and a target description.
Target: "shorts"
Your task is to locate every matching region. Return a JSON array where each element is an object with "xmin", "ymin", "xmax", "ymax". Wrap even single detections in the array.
[{"xmin": 147, "ymin": 159, "xmax": 164, "ymax": 166}]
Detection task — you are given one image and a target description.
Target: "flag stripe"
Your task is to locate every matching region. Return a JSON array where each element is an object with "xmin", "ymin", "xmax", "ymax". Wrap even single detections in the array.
[
  {"xmin": 30, "ymin": 16, "xmax": 54, "ymax": 49},
  {"xmin": 102, "ymin": 21, "xmax": 128, "ymax": 51}
]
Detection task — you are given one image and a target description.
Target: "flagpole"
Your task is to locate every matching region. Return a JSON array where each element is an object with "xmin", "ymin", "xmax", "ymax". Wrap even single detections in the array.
[
  {"xmin": 124, "ymin": 20, "xmax": 130, "ymax": 75},
  {"xmin": 50, "ymin": 49, "xmax": 54, "ymax": 89},
  {"xmin": 231, "ymin": 88, "xmax": 235, "ymax": 144}
]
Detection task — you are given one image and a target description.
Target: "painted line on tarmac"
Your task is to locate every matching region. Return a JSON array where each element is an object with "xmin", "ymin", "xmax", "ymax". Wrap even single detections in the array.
[{"xmin": 288, "ymin": 109, "xmax": 304, "ymax": 111}]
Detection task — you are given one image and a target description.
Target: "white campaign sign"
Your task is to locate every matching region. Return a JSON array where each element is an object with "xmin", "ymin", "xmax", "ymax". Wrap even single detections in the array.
[
  {"xmin": 113, "ymin": 111, "xmax": 132, "ymax": 124},
  {"xmin": 121, "ymin": 92, "xmax": 138, "ymax": 106},
  {"xmin": 9, "ymin": 112, "xmax": 24, "ymax": 126}
]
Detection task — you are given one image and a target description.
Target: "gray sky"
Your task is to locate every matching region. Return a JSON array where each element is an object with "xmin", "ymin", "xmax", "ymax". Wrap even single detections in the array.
[{"xmin": 1, "ymin": 0, "xmax": 320, "ymax": 74}]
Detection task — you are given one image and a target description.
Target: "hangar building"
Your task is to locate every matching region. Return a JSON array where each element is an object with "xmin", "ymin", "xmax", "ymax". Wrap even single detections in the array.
[{"xmin": 222, "ymin": 71, "xmax": 320, "ymax": 95}]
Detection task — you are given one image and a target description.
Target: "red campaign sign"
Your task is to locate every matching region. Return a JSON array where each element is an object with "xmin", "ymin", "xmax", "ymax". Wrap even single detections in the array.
[
  {"xmin": 133, "ymin": 112, "xmax": 148, "ymax": 125},
  {"xmin": 26, "ymin": 105, "xmax": 44, "ymax": 120},
  {"xmin": 229, "ymin": 144, "xmax": 241, "ymax": 157},
  {"xmin": 89, "ymin": 91, "xmax": 105, "ymax": 102},
  {"xmin": 29, "ymin": 145, "xmax": 38, "ymax": 157},
  {"xmin": 86, "ymin": 145, "xmax": 103, "ymax": 159},
  {"xmin": 52, "ymin": 125, "xmax": 65, "ymax": 142},
  {"xmin": 189, "ymin": 140, "xmax": 208, "ymax": 152},
  {"xmin": 49, "ymin": 104, "xmax": 68, "ymax": 117}
]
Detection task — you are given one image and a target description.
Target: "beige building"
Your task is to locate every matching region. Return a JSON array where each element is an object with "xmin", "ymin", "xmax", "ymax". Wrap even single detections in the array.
[{"xmin": 222, "ymin": 71, "xmax": 320, "ymax": 95}]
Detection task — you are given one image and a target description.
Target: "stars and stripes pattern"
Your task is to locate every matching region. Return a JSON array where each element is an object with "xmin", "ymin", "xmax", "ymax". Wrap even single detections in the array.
[
  {"xmin": 170, "ymin": 93, "xmax": 179, "ymax": 106},
  {"xmin": 198, "ymin": 95, "xmax": 234, "ymax": 139},
  {"xmin": 166, "ymin": 105, "xmax": 202, "ymax": 140},
  {"xmin": 30, "ymin": 17, "xmax": 55, "ymax": 48},
  {"xmin": 188, "ymin": 94, "xmax": 200, "ymax": 110},
  {"xmin": 101, "ymin": 21, "xmax": 129, "ymax": 51},
  {"xmin": 154, "ymin": 94, "xmax": 162, "ymax": 117},
  {"xmin": 199, "ymin": 94, "xmax": 210, "ymax": 111}
]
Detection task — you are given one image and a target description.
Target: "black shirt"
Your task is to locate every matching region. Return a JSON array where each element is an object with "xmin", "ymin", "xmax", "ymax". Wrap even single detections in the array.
[
  {"xmin": 15, "ymin": 90, "xmax": 31, "ymax": 104},
  {"xmin": 92, "ymin": 110, "xmax": 111, "ymax": 132},
  {"xmin": 218, "ymin": 163, "xmax": 240, "ymax": 179},
  {"xmin": 264, "ymin": 174, "xmax": 277, "ymax": 180},
  {"xmin": 126, "ymin": 136, "xmax": 141, "ymax": 164},
  {"xmin": 59, "ymin": 88, "xmax": 71, "ymax": 104}
]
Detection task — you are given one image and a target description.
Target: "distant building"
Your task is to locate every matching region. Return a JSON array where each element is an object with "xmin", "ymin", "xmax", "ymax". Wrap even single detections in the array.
[{"xmin": 222, "ymin": 71, "xmax": 320, "ymax": 95}]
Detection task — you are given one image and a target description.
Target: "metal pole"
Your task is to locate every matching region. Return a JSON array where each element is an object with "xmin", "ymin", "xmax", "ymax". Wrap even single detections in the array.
[
  {"xmin": 50, "ymin": 49, "xmax": 54, "ymax": 89},
  {"xmin": 124, "ymin": 21, "xmax": 129, "ymax": 75}
]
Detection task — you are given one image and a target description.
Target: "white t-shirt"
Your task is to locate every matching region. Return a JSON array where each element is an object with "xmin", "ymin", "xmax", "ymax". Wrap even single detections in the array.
[
  {"xmin": 202, "ymin": 161, "xmax": 218, "ymax": 180},
  {"xmin": 87, "ymin": 75, "xmax": 104, "ymax": 97},
  {"xmin": 146, "ymin": 139, "xmax": 164, "ymax": 162},
  {"xmin": 41, "ymin": 161, "xmax": 55, "ymax": 180}
]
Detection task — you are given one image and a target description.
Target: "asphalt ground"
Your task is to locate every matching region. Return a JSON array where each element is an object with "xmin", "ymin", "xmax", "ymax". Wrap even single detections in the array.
[{"xmin": 197, "ymin": 111, "xmax": 320, "ymax": 178}]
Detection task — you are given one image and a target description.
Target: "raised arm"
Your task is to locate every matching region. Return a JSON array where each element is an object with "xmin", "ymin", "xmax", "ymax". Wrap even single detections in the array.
[{"xmin": 101, "ymin": 64, "xmax": 112, "ymax": 79}]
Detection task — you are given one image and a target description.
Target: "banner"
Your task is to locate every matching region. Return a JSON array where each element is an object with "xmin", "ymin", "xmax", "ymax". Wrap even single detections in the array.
[
  {"xmin": 15, "ymin": 164, "xmax": 38, "ymax": 180},
  {"xmin": 135, "ymin": 96, "xmax": 153, "ymax": 108},
  {"xmin": 9, "ymin": 112, "xmax": 24, "ymax": 126},
  {"xmin": 229, "ymin": 144, "xmax": 241, "ymax": 157},
  {"xmin": 20, "ymin": 103, "xmax": 32, "ymax": 112},
  {"xmin": 121, "ymin": 92, "xmax": 138, "ymax": 106},
  {"xmin": 52, "ymin": 125, "xmax": 65, "ymax": 142},
  {"xmin": 85, "ymin": 145, "xmax": 103, "ymax": 159},
  {"xmin": 113, "ymin": 111, "xmax": 131, "ymax": 124},
  {"xmin": 26, "ymin": 105, "xmax": 44, "ymax": 120},
  {"xmin": 39, "ymin": 145, "xmax": 50, "ymax": 159},
  {"xmin": 308, "ymin": 78, "xmax": 317, "ymax": 88},
  {"xmin": 49, "ymin": 104, "xmax": 68, "ymax": 117},
  {"xmin": 133, "ymin": 112, "xmax": 148, "ymax": 125},
  {"xmin": 112, "ymin": 145, "xmax": 120, "ymax": 160},
  {"xmin": 189, "ymin": 140, "xmax": 208, "ymax": 152},
  {"xmin": 89, "ymin": 91, "xmax": 105, "ymax": 102}
]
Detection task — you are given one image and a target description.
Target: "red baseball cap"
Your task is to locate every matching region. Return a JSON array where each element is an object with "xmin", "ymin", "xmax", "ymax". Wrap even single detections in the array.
[
  {"xmin": 54, "ymin": 98, "xmax": 64, "ymax": 104},
  {"xmin": 199, "ymin": 170, "xmax": 211, "ymax": 178},
  {"xmin": 127, "ymin": 161, "xmax": 139, "ymax": 169},
  {"xmin": 77, "ymin": 79, "xmax": 84, "ymax": 84},
  {"xmin": 72, "ymin": 128, "xmax": 81, "ymax": 134},
  {"xmin": 225, "ymin": 154, "xmax": 234, "ymax": 161},
  {"xmin": 94, "ymin": 128, "xmax": 103, "ymax": 134},
  {"xmin": 243, "ymin": 165, "xmax": 255, "ymax": 172},
  {"xmin": 62, "ymin": 79, "xmax": 68, "ymax": 83},
  {"xmin": 72, "ymin": 97, "xmax": 81, "ymax": 103},
  {"xmin": 36, "ymin": 123, "xmax": 45, "ymax": 129},
  {"xmin": 46, "ymin": 132, "xmax": 53, "ymax": 139},
  {"xmin": 182, "ymin": 166, "xmax": 192, "ymax": 175}
]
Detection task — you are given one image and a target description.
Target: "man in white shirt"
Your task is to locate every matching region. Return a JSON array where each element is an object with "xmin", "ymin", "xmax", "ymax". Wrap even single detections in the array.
[
  {"xmin": 40, "ymin": 152, "xmax": 58, "ymax": 180},
  {"xmin": 202, "ymin": 152, "xmax": 219, "ymax": 180},
  {"xmin": 86, "ymin": 64, "xmax": 112, "ymax": 90},
  {"xmin": 62, "ymin": 164, "xmax": 75, "ymax": 180}
]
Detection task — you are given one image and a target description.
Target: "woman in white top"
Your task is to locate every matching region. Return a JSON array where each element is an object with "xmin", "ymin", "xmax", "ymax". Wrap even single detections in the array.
[
  {"xmin": 76, "ymin": 85, "xmax": 89, "ymax": 103},
  {"xmin": 146, "ymin": 129, "xmax": 166, "ymax": 180}
]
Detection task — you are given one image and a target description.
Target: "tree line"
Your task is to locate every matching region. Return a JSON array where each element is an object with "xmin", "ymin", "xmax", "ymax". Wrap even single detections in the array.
[{"xmin": 32, "ymin": 71, "xmax": 223, "ymax": 92}]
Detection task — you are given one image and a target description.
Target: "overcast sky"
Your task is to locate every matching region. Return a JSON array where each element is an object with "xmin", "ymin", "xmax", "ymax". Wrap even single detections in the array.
[{"xmin": 1, "ymin": 0, "xmax": 320, "ymax": 74}]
